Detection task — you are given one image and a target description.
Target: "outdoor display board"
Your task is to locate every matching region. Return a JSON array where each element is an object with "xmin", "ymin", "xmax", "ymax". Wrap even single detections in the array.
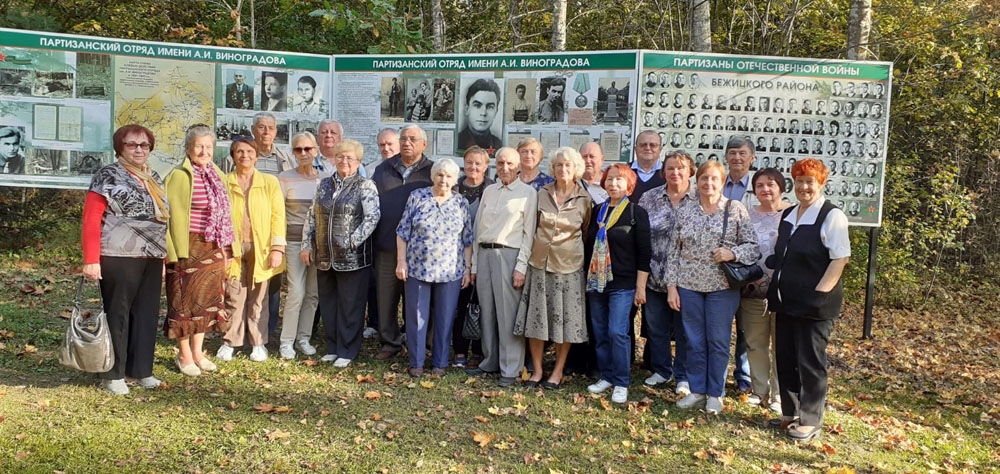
[
  {"xmin": 0, "ymin": 28, "xmax": 330, "ymax": 187},
  {"xmin": 331, "ymin": 52, "xmax": 638, "ymax": 172},
  {"xmin": 0, "ymin": 28, "xmax": 892, "ymax": 226},
  {"xmin": 638, "ymin": 51, "xmax": 892, "ymax": 226}
]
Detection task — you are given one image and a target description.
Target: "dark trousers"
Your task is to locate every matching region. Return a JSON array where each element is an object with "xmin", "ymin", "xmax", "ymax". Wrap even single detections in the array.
[
  {"xmin": 375, "ymin": 251, "xmax": 404, "ymax": 352},
  {"xmin": 451, "ymin": 285, "xmax": 482, "ymax": 356},
  {"xmin": 266, "ymin": 273, "xmax": 282, "ymax": 334},
  {"xmin": 98, "ymin": 256, "xmax": 163, "ymax": 380},
  {"xmin": 733, "ymin": 317, "xmax": 751, "ymax": 389},
  {"xmin": 366, "ymin": 270, "xmax": 379, "ymax": 330},
  {"xmin": 644, "ymin": 289, "xmax": 687, "ymax": 381},
  {"xmin": 775, "ymin": 315, "xmax": 835, "ymax": 427},
  {"xmin": 318, "ymin": 267, "xmax": 370, "ymax": 361},
  {"xmin": 565, "ymin": 298, "xmax": 598, "ymax": 375}
]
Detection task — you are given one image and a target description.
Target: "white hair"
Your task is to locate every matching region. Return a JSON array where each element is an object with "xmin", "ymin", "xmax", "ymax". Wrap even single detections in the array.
[
  {"xmin": 318, "ymin": 119, "xmax": 343, "ymax": 134},
  {"xmin": 431, "ymin": 158, "xmax": 460, "ymax": 181},
  {"xmin": 291, "ymin": 131, "xmax": 317, "ymax": 146},
  {"xmin": 400, "ymin": 124, "xmax": 427, "ymax": 142},
  {"xmin": 252, "ymin": 112, "xmax": 276, "ymax": 126},
  {"xmin": 183, "ymin": 124, "xmax": 215, "ymax": 152},
  {"xmin": 494, "ymin": 146, "xmax": 519, "ymax": 164},
  {"xmin": 550, "ymin": 146, "xmax": 585, "ymax": 181}
]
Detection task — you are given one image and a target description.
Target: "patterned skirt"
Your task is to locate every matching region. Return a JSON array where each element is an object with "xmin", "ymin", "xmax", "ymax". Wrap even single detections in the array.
[
  {"xmin": 165, "ymin": 233, "xmax": 229, "ymax": 339},
  {"xmin": 513, "ymin": 266, "xmax": 588, "ymax": 344}
]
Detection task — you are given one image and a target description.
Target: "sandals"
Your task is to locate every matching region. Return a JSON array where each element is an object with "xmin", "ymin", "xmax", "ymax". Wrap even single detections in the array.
[{"xmin": 787, "ymin": 424, "xmax": 822, "ymax": 441}]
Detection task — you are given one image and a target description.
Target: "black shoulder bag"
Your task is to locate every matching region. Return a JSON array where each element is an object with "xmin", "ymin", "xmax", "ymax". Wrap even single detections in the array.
[{"xmin": 719, "ymin": 200, "xmax": 764, "ymax": 288}]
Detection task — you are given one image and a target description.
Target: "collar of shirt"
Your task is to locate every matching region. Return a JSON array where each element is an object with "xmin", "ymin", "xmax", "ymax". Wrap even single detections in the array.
[
  {"xmin": 723, "ymin": 173, "xmax": 750, "ymax": 199},
  {"xmin": 313, "ymin": 154, "xmax": 332, "ymax": 172},
  {"xmin": 499, "ymin": 179, "xmax": 527, "ymax": 191},
  {"xmin": 784, "ymin": 196, "xmax": 827, "ymax": 230},
  {"xmin": 631, "ymin": 160, "xmax": 662, "ymax": 182}
]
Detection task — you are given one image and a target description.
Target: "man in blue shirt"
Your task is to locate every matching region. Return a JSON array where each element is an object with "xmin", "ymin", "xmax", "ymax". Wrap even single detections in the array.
[{"xmin": 721, "ymin": 137, "xmax": 755, "ymax": 395}]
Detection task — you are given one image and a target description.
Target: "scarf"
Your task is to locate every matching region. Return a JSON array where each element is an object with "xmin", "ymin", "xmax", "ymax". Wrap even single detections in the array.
[
  {"xmin": 192, "ymin": 162, "xmax": 235, "ymax": 248},
  {"xmin": 586, "ymin": 198, "xmax": 629, "ymax": 292},
  {"xmin": 119, "ymin": 159, "xmax": 169, "ymax": 223}
]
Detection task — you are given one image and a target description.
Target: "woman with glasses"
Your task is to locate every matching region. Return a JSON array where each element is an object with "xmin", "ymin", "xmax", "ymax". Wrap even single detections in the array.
[
  {"xmin": 276, "ymin": 132, "xmax": 328, "ymax": 359},
  {"xmin": 81, "ymin": 125, "xmax": 168, "ymax": 394},
  {"xmin": 164, "ymin": 124, "xmax": 235, "ymax": 376},
  {"xmin": 302, "ymin": 139, "xmax": 380, "ymax": 368},
  {"xmin": 217, "ymin": 139, "xmax": 286, "ymax": 363}
]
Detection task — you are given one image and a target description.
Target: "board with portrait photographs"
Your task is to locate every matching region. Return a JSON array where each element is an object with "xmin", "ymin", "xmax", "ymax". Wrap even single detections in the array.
[
  {"xmin": 638, "ymin": 52, "xmax": 892, "ymax": 226},
  {"xmin": 331, "ymin": 52, "xmax": 638, "ymax": 173}
]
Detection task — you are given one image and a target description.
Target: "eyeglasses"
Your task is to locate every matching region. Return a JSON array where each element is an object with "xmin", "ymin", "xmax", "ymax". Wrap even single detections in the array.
[
  {"xmin": 334, "ymin": 155, "xmax": 359, "ymax": 162},
  {"xmin": 124, "ymin": 142, "xmax": 151, "ymax": 151},
  {"xmin": 399, "ymin": 136, "xmax": 423, "ymax": 143},
  {"xmin": 637, "ymin": 142, "xmax": 660, "ymax": 148},
  {"xmin": 293, "ymin": 146, "xmax": 316, "ymax": 153}
]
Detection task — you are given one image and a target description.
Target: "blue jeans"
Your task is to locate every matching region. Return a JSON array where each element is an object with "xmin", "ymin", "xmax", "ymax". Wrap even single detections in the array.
[
  {"xmin": 587, "ymin": 289, "xmax": 635, "ymax": 387},
  {"xmin": 644, "ymin": 288, "xmax": 686, "ymax": 382},
  {"xmin": 404, "ymin": 278, "xmax": 462, "ymax": 369},
  {"xmin": 734, "ymin": 318, "xmax": 752, "ymax": 389},
  {"xmin": 679, "ymin": 287, "xmax": 740, "ymax": 397}
]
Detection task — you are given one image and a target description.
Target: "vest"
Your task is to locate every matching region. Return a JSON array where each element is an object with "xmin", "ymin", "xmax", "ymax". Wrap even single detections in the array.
[
  {"xmin": 767, "ymin": 200, "xmax": 843, "ymax": 320},
  {"xmin": 313, "ymin": 174, "xmax": 374, "ymax": 272}
]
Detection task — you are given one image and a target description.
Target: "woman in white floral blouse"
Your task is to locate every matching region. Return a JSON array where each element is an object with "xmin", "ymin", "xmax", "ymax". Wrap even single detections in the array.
[{"xmin": 667, "ymin": 160, "xmax": 760, "ymax": 414}]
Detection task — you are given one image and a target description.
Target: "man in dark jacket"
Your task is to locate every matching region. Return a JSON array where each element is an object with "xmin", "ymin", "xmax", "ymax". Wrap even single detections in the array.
[{"xmin": 370, "ymin": 124, "xmax": 434, "ymax": 360}]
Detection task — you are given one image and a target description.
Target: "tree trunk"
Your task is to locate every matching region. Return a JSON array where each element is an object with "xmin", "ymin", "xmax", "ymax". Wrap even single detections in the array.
[
  {"xmin": 431, "ymin": 0, "xmax": 445, "ymax": 51},
  {"xmin": 250, "ymin": 0, "xmax": 256, "ymax": 48},
  {"xmin": 847, "ymin": 0, "xmax": 872, "ymax": 60},
  {"xmin": 551, "ymin": 0, "xmax": 567, "ymax": 51},
  {"xmin": 689, "ymin": 0, "xmax": 712, "ymax": 52},
  {"xmin": 232, "ymin": 0, "xmax": 243, "ymax": 42}
]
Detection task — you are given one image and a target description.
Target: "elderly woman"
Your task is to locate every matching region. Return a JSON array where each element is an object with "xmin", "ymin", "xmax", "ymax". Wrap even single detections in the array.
[
  {"xmin": 276, "ymin": 132, "xmax": 327, "ymax": 360},
  {"xmin": 396, "ymin": 158, "xmax": 474, "ymax": 377},
  {"xmin": 637, "ymin": 151, "xmax": 697, "ymax": 396},
  {"xmin": 302, "ymin": 139, "xmax": 380, "ymax": 368},
  {"xmin": 81, "ymin": 124, "xmax": 168, "ymax": 394},
  {"xmin": 667, "ymin": 160, "xmax": 759, "ymax": 414},
  {"xmin": 451, "ymin": 146, "xmax": 493, "ymax": 368},
  {"xmin": 739, "ymin": 168, "xmax": 791, "ymax": 413},
  {"xmin": 515, "ymin": 147, "xmax": 592, "ymax": 389},
  {"xmin": 216, "ymin": 139, "xmax": 286, "ymax": 363},
  {"xmin": 164, "ymin": 124, "xmax": 236, "ymax": 377},
  {"xmin": 584, "ymin": 163, "xmax": 650, "ymax": 403},
  {"xmin": 767, "ymin": 159, "xmax": 850, "ymax": 440}
]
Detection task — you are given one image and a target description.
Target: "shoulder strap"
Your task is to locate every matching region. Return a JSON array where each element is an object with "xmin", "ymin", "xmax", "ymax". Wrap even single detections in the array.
[{"xmin": 720, "ymin": 199, "xmax": 732, "ymax": 246}]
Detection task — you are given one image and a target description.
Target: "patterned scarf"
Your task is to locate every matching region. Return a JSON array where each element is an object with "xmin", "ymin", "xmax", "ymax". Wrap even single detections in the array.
[
  {"xmin": 119, "ymin": 159, "xmax": 169, "ymax": 223},
  {"xmin": 192, "ymin": 162, "xmax": 235, "ymax": 248},
  {"xmin": 586, "ymin": 198, "xmax": 629, "ymax": 292}
]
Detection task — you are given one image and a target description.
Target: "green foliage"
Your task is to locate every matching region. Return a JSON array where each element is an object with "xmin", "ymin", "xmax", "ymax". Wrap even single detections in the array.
[{"xmin": 310, "ymin": 0, "xmax": 429, "ymax": 54}]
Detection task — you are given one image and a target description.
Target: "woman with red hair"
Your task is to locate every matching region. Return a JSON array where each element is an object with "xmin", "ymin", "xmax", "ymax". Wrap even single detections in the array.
[
  {"xmin": 766, "ymin": 158, "xmax": 850, "ymax": 440},
  {"xmin": 583, "ymin": 163, "xmax": 651, "ymax": 404}
]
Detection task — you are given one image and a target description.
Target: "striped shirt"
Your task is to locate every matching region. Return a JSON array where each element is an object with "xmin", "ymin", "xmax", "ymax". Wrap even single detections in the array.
[
  {"xmin": 278, "ymin": 168, "xmax": 329, "ymax": 242},
  {"xmin": 189, "ymin": 171, "xmax": 210, "ymax": 234}
]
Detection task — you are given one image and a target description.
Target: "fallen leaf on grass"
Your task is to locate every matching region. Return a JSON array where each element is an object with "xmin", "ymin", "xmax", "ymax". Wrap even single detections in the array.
[
  {"xmin": 364, "ymin": 391, "xmax": 382, "ymax": 400},
  {"xmin": 15, "ymin": 433, "xmax": 27, "ymax": 440},
  {"xmin": 264, "ymin": 428, "xmax": 290, "ymax": 441},
  {"xmin": 694, "ymin": 447, "xmax": 735, "ymax": 466},
  {"xmin": 471, "ymin": 431, "xmax": 495, "ymax": 447},
  {"xmin": 825, "ymin": 467, "xmax": 856, "ymax": 474},
  {"xmin": 356, "ymin": 374, "xmax": 375, "ymax": 383},
  {"xmin": 60, "ymin": 307, "xmax": 72, "ymax": 319},
  {"xmin": 809, "ymin": 441, "xmax": 837, "ymax": 455},
  {"xmin": 254, "ymin": 403, "xmax": 275, "ymax": 413},
  {"xmin": 302, "ymin": 359, "xmax": 318, "ymax": 366},
  {"xmin": 419, "ymin": 381, "xmax": 435, "ymax": 388},
  {"xmin": 274, "ymin": 406, "xmax": 293, "ymax": 413},
  {"xmin": 22, "ymin": 344, "xmax": 37, "ymax": 354},
  {"xmin": 474, "ymin": 416, "xmax": 490, "ymax": 423}
]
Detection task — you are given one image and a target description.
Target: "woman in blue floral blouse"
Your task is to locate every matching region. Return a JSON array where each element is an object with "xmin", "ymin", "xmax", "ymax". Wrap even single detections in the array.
[{"xmin": 396, "ymin": 158, "xmax": 474, "ymax": 377}]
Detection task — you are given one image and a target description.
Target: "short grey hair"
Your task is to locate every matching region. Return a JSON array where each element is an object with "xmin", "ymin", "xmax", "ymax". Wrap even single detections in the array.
[
  {"xmin": 494, "ymin": 146, "xmax": 519, "ymax": 164},
  {"xmin": 431, "ymin": 158, "xmax": 460, "ymax": 180},
  {"xmin": 376, "ymin": 128, "xmax": 398, "ymax": 140},
  {"xmin": 291, "ymin": 131, "xmax": 317, "ymax": 146},
  {"xmin": 253, "ymin": 112, "xmax": 277, "ymax": 127},
  {"xmin": 549, "ymin": 146, "xmax": 585, "ymax": 181},
  {"xmin": 318, "ymin": 119, "xmax": 343, "ymax": 134},
  {"xmin": 183, "ymin": 124, "xmax": 215, "ymax": 152},
  {"xmin": 400, "ymin": 124, "xmax": 427, "ymax": 142},
  {"xmin": 725, "ymin": 136, "xmax": 756, "ymax": 155},
  {"xmin": 516, "ymin": 137, "xmax": 542, "ymax": 151}
]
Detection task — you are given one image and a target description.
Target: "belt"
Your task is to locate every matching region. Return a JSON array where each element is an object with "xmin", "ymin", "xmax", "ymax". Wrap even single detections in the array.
[{"xmin": 479, "ymin": 242, "xmax": 514, "ymax": 250}]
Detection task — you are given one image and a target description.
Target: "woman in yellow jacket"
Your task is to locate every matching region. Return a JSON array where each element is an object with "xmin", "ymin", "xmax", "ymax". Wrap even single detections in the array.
[
  {"xmin": 164, "ymin": 125, "xmax": 236, "ymax": 377},
  {"xmin": 216, "ymin": 138, "xmax": 287, "ymax": 362}
]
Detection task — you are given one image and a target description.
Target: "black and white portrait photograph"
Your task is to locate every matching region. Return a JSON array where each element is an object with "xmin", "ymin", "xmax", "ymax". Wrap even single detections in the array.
[
  {"xmin": 456, "ymin": 77, "xmax": 502, "ymax": 152},
  {"xmin": 223, "ymin": 67, "xmax": 255, "ymax": 109},
  {"xmin": 537, "ymin": 77, "xmax": 566, "ymax": 122},
  {"xmin": 260, "ymin": 71, "xmax": 287, "ymax": 112}
]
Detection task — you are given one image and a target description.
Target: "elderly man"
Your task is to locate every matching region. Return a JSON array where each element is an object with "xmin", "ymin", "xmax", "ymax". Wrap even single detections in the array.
[
  {"xmin": 312, "ymin": 120, "xmax": 343, "ymax": 174},
  {"xmin": 0, "ymin": 127, "xmax": 26, "ymax": 174},
  {"xmin": 516, "ymin": 138, "xmax": 554, "ymax": 191},
  {"xmin": 249, "ymin": 112, "xmax": 295, "ymax": 174},
  {"xmin": 364, "ymin": 128, "xmax": 400, "ymax": 179},
  {"xmin": 371, "ymin": 124, "xmax": 434, "ymax": 360},
  {"xmin": 579, "ymin": 142, "xmax": 608, "ymax": 203},
  {"xmin": 630, "ymin": 130, "xmax": 666, "ymax": 202},
  {"xmin": 721, "ymin": 137, "xmax": 756, "ymax": 397},
  {"xmin": 466, "ymin": 147, "xmax": 537, "ymax": 387}
]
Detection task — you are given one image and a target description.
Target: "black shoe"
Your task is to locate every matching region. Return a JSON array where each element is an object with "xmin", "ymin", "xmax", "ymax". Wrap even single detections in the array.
[
  {"xmin": 466, "ymin": 367, "xmax": 495, "ymax": 376},
  {"xmin": 497, "ymin": 377, "xmax": 516, "ymax": 387},
  {"xmin": 522, "ymin": 379, "xmax": 540, "ymax": 388},
  {"xmin": 541, "ymin": 380, "xmax": 561, "ymax": 390}
]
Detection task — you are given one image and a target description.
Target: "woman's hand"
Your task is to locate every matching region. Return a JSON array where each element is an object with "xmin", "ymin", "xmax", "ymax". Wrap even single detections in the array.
[
  {"xmin": 667, "ymin": 286, "xmax": 681, "ymax": 311},
  {"xmin": 268, "ymin": 250, "xmax": 283, "ymax": 269},
  {"xmin": 395, "ymin": 261, "xmax": 407, "ymax": 281},
  {"xmin": 300, "ymin": 250, "xmax": 312, "ymax": 265},
  {"xmin": 512, "ymin": 270, "xmax": 526, "ymax": 289},
  {"xmin": 712, "ymin": 247, "xmax": 736, "ymax": 263},
  {"xmin": 634, "ymin": 286, "xmax": 647, "ymax": 306},
  {"xmin": 82, "ymin": 263, "xmax": 102, "ymax": 281},
  {"xmin": 461, "ymin": 272, "xmax": 471, "ymax": 289}
]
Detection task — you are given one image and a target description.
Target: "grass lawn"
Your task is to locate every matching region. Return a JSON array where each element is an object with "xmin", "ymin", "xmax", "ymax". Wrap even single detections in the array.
[{"xmin": 1, "ymin": 235, "xmax": 999, "ymax": 473}]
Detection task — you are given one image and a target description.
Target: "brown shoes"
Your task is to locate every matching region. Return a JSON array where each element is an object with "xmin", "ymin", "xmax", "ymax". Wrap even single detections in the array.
[
  {"xmin": 408, "ymin": 367, "xmax": 424, "ymax": 378},
  {"xmin": 430, "ymin": 367, "xmax": 446, "ymax": 377},
  {"xmin": 375, "ymin": 349, "xmax": 399, "ymax": 361}
]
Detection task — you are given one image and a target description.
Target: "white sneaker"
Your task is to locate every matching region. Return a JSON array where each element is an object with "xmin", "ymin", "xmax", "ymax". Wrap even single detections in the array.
[
  {"xmin": 138, "ymin": 376, "xmax": 161, "ymax": 389},
  {"xmin": 296, "ymin": 339, "xmax": 317, "ymax": 356},
  {"xmin": 320, "ymin": 354, "xmax": 338, "ymax": 362},
  {"xmin": 611, "ymin": 386, "xmax": 628, "ymax": 404},
  {"xmin": 363, "ymin": 327, "xmax": 378, "ymax": 339},
  {"xmin": 249, "ymin": 345, "xmax": 267, "ymax": 362},
  {"xmin": 644, "ymin": 373, "xmax": 670, "ymax": 386},
  {"xmin": 102, "ymin": 378, "xmax": 129, "ymax": 395},
  {"xmin": 333, "ymin": 358, "xmax": 353, "ymax": 368},
  {"xmin": 279, "ymin": 344, "xmax": 296, "ymax": 360},
  {"xmin": 706, "ymin": 396, "xmax": 724, "ymax": 414},
  {"xmin": 675, "ymin": 380, "xmax": 691, "ymax": 396},
  {"xmin": 588, "ymin": 379, "xmax": 613, "ymax": 394},
  {"xmin": 745, "ymin": 393, "xmax": 762, "ymax": 406},
  {"xmin": 676, "ymin": 393, "xmax": 706, "ymax": 409},
  {"xmin": 769, "ymin": 396, "xmax": 782, "ymax": 413},
  {"xmin": 216, "ymin": 344, "xmax": 234, "ymax": 361}
]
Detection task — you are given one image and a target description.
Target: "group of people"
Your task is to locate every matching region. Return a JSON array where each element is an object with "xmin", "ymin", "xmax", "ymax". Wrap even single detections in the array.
[{"xmin": 81, "ymin": 115, "xmax": 849, "ymax": 440}]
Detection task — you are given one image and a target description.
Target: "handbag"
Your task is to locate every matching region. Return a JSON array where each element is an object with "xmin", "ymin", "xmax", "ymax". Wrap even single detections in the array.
[
  {"xmin": 462, "ymin": 288, "xmax": 482, "ymax": 341},
  {"xmin": 719, "ymin": 199, "xmax": 764, "ymax": 289},
  {"xmin": 58, "ymin": 277, "xmax": 114, "ymax": 373}
]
